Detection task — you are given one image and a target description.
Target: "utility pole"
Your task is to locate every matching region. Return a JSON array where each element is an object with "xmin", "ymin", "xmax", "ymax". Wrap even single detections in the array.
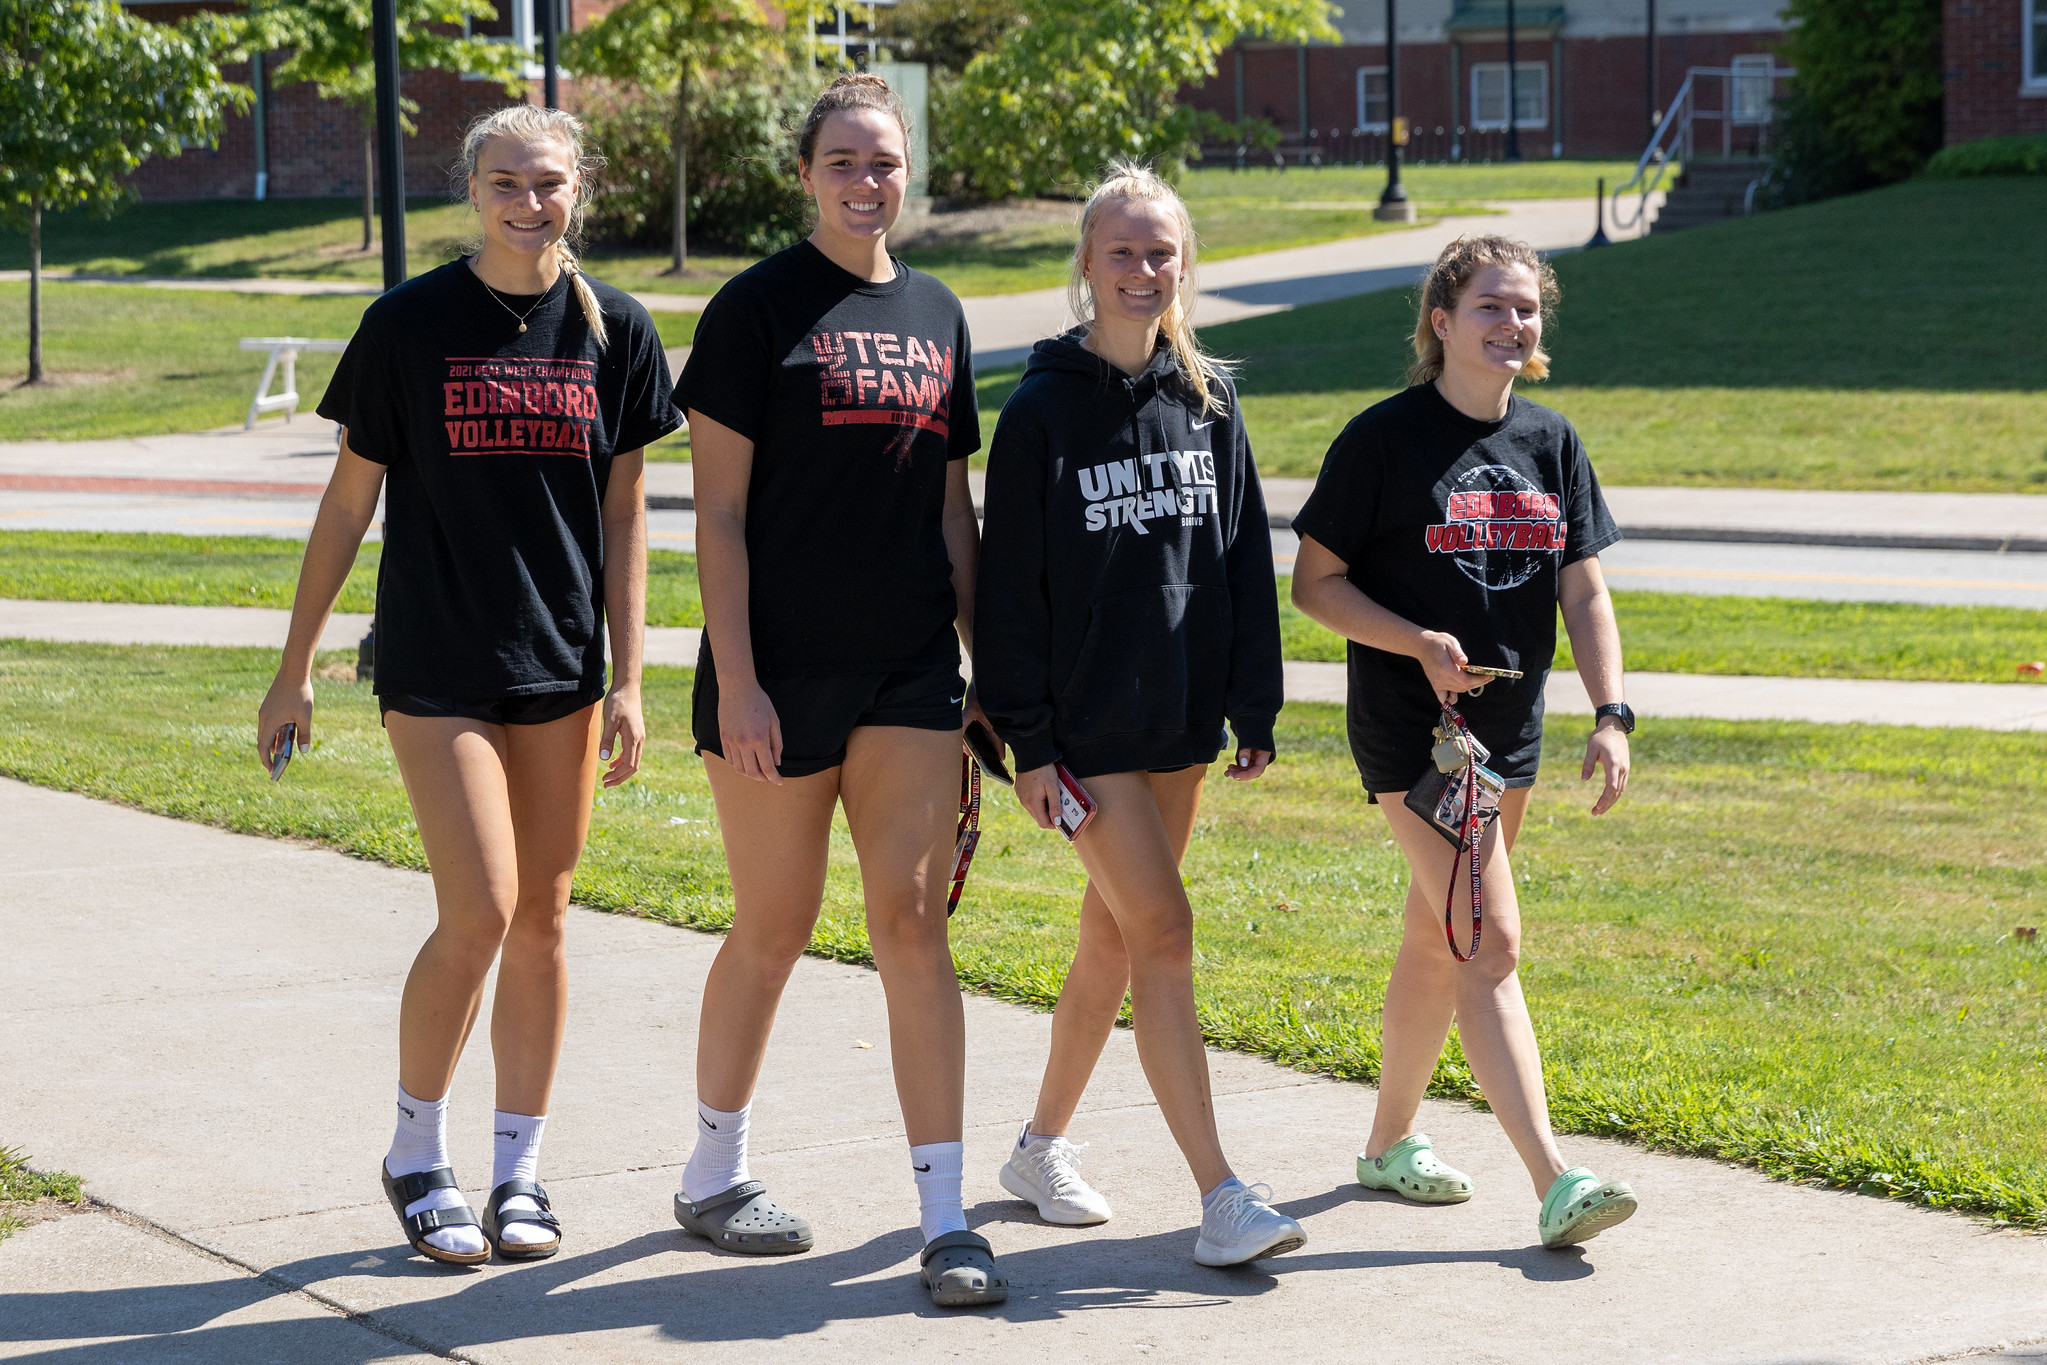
[
  {"xmin": 371, "ymin": 0, "xmax": 407, "ymax": 292},
  {"xmin": 1504, "ymin": 0, "xmax": 1522, "ymax": 161},
  {"xmin": 1374, "ymin": 0, "xmax": 1414, "ymax": 222},
  {"xmin": 540, "ymin": 0, "xmax": 559, "ymax": 109}
]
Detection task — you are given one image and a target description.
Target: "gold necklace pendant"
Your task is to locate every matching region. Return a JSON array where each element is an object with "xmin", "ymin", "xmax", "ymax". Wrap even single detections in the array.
[{"xmin": 518, "ymin": 322, "xmax": 528, "ymax": 333}]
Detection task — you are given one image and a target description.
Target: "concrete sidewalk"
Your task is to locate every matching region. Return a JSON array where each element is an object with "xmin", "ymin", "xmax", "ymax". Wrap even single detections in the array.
[
  {"xmin": 6, "ymin": 600, "xmax": 2045, "ymax": 726},
  {"xmin": 4, "ymin": 775, "xmax": 2045, "ymax": 1364}
]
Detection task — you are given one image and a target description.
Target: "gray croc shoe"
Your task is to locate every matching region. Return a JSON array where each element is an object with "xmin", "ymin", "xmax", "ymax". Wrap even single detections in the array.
[
  {"xmin": 673, "ymin": 1180, "xmax": 814, "ymax": 1255},
  {"xmin": 920, "ymin": 1229, "xmax": 1008, "ymax": 1308}
]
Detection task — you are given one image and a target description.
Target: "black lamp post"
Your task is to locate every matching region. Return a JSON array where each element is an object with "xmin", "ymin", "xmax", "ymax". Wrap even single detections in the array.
[
  {"xmin": 1504, "ymin": 0, "xmax": 1522, "ymax": 161},
  {"xmin": 539, "ymin": 0, "xmax": 559, "ymax": 110},
  {"xmin": 1646, "ymin": 0, "xmax": 1658, "ymax": 134},
  {"xmin": 371, "ymin": 0, "xmax": 407, "ymax": 292},
  {"xmin": 1373, "ymin": 0, "xmax": 1414, "ymax": 222}
]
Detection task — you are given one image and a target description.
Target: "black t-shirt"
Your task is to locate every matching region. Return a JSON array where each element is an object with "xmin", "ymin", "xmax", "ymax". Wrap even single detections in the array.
[
  {"xmin": 1291, "ymin": 382, "xmax": 1620, "ymax": 788},
  {"xmin": 317, "ymin": 259, "xmax": 681, "ymax": 697},
  {"xmin": 676, "ymin": 241, "xmax": 979, "ymax": 676}
]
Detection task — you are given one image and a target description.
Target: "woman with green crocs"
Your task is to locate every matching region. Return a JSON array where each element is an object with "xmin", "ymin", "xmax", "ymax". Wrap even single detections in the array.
[{"xmin": 1292, "ymin": 235, "xmax": 1639, "ymax": 1250}]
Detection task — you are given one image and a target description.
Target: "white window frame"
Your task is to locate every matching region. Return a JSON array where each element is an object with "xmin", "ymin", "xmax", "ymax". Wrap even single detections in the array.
[
  {"xmin": 2027, "ymin": 0, "xmax": 2047, "ymax": 92},
  {"xmin": 463, "ymin": 0, "xmax": 570, "ymax": 79},
  {"xmin": 1469, "ymin": 62, "xmax": 1548, "ymax": 130},
  {"xmin": 1355, "ymin": 66, "xmax": 1389, "ymax": 132},
  {"xmin": 1730, "ymin": 54, "xmax": 1775, "ymax": 124}
]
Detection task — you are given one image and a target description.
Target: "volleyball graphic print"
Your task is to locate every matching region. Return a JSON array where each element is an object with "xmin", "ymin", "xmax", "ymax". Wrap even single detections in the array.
[
  {"xmin": 1425, "ymin": 464, "xmax": 1569, "ymax": 590},
  {"xmin": 440, "ymin": 356, "xmax": 601, "ymax": 457}
]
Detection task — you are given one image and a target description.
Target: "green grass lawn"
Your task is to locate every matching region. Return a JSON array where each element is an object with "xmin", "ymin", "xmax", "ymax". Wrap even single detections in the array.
[
  {"xmin": 1, "ymin": 639, "xmax": 2041, "ymax": 1226},
  {"xmin": 8, "ymin": 531, "xmax": 2042, "ymax": 682},
  {"xmin": 0, "ymin": 284, "xmax": 694, "ymax": 442},
  {"xmin": 1188, "ymin": 176, "xmax": 2047, "ymax": 489}
]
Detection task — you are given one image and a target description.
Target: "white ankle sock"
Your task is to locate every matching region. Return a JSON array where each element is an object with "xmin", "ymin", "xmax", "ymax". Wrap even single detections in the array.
[
  {"xmin": 911, "ymin": 1141, "xmax": 967, "ymax": 1243},
  {"xmin": 681, "ymin": 1101, "xmax": 750, "ymax": 1203},
  {"xmin": 1201, "ymin": 1175, "xmax": 1245, "ymax": 1211},
  {"xmin": 491, "ymin": 1111, "xmax": 552, "ymax": 1247},
  {"xmin": 386, "ymin": 1085, "xmax": 487, "ymax": 1258}
]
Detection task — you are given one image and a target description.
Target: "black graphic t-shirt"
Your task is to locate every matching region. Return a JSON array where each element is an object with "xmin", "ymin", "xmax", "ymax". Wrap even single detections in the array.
[
  {"xmin": 1291, "ymin": 382, "xmax": 1619, "ymax": 789},
  {"xmin": 317, "ymin": 259, "xmax": 681, "ymax": 698},
  {"xmin": 676, "ymin": 241, "xmax": 979, "ymax": 676}
]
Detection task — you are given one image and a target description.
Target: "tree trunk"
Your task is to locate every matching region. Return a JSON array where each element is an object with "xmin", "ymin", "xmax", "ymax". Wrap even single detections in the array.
[
  {"xmin": 24, "ymin": 195, "xmax": 42, "ymax": 386},
  {"xmin": 669, "ymin": 63, "xmax": 689, "ymax": 275},
  {"xmin": 361, "ymin": 114, "xmax": 376, "ymax": 254}
]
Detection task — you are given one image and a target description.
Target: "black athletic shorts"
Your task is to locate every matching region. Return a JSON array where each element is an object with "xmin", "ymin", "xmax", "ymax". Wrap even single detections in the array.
[
  {"xmin": 380, "ymin": 687, "xmax": 603, "ymax": 727},
  {"xmin": 693, "ymin": 660, "xmax": 965, "ymax": 778}
]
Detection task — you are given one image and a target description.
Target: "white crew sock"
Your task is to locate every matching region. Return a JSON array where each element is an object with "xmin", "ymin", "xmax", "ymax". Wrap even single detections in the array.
[
  {"xmin": 491, "ymin": 1111, "xmax": 552, "ymax": 1247},
  {"xmin": 681, "ymin": 1101, "xmax": 750, "ymax": 1203},
  {"xmin": 1201, "ymin": 1175, "xmax": 1245, "ymax": 1211},
  {"xmin": 386, "ymin": 1085, "xmax": 487, "ymax": 1258},
  {"xmin": 911, "ymin": 1140, "xmax": 968, "ymax": 1244}
]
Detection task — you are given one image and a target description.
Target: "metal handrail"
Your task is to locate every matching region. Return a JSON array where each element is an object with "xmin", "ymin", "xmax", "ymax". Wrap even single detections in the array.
[{"xmin": 1610, "ymin": 65, "xmax": 1796, "ymax": 232}]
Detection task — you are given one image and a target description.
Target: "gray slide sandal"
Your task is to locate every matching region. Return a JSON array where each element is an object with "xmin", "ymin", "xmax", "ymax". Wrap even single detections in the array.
[
  {"xmin": 920, "ymin": 1229, "xmax": 1008, "ymax": 1307},
  {"xmin": 673, "ymin": 1180, "xmax": 814, "ymax": 1254}
]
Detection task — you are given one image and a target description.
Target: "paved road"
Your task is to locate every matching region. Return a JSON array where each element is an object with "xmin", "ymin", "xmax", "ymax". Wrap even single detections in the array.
[{"xmin": 4, "ymin": 777, "xmax": 2045, "ymax": 1365}]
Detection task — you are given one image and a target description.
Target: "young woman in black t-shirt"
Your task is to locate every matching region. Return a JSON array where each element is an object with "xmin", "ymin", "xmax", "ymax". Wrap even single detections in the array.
[
  {"xmin": 257, "ymin": 106, "xmax": 677, "ymax": 1267},
  {"xmin": 974, "ymin": 163, "xmax": 1304, "ymax": 1268},
  {"xmin": 1291, "ymin": 235, "xmax": 1638, "ymax": 1250},
  {"xmin": 672, "ymin": 74, "xmax": 1003, "ymax": 1308}
]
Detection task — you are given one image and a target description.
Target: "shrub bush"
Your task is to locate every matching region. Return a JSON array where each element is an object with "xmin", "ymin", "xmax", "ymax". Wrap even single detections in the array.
[
  {"xmin": 579, "ymin": 73, "xmax": 820, "ymax": 256},
  {"xmin": 1925, "ymin": 134, "xmax": 2047, "ymax": 179},
  {"xmin": 1765, "ymin": 0, "xmax": 1943, "ymax": 206}
]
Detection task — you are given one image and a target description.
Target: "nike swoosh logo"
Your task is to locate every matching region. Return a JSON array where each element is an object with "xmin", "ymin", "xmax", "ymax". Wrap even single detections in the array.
[
  {"xmin": 702, "ymin": 1119, "xmax": 718, "ymax": 1130},
  {"xmin": 949, "ymin": 694, "xmax": 965, "ymax": 705},
  {"xmin": 495, "ymin": 1130, "xmax": 518, "ymax": 1139},
  {"xmin": 1191, "ymin": 419, "xmax": 1215, "ymax": 431},
  {"xmin": 913, "ymin": 1163, "xmax": 932, "ymax": 1172}
]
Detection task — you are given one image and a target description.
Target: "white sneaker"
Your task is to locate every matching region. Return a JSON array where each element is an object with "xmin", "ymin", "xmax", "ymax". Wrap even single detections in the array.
[
  {"xmin": 998, "ymin": 1128, "xmax": 1113, "ymax": 1226},
  {"xmin": 1193, "ymin": 1181, "xmax": 1306, "ymax": 1267}
]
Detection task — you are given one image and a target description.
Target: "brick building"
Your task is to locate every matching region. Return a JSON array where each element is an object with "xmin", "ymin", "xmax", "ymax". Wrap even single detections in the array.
[
  {"xmin": 1185, "ymin": 0, "xmax": 1791, "ymax": 165},
  {"xmin": 1943, "ymin": 0, "xmax": 2047, "ymax": 142},
  {"xmin": 122, "ymin": 0, "xmax": 610, "ymax": 202}
]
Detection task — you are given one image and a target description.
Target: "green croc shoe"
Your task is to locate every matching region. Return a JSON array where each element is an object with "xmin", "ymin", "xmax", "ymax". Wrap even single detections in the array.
[
  {"xmin": 1356, "ymin": 1134, "xmax": 1473, "ymax": 1204},
  {"xmin": 1540, "ymin": 1167, "xmax": 1637, "ymax": 1248}
]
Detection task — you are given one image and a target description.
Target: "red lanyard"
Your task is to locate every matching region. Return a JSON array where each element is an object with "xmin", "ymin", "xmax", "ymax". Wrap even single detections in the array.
[
  {"xmin": 947, "ymin": 746, "xmax": 982, "ymax": 916},
  {"xmin": 1439, "ymin": 706, "xmax": 1484, "ymax": 963}
]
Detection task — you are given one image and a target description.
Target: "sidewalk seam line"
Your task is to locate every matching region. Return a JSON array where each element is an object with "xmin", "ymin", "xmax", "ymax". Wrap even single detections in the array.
[{"xmin": 79, "ymin": 1198, "xmax": 481, "ymax": 1363}]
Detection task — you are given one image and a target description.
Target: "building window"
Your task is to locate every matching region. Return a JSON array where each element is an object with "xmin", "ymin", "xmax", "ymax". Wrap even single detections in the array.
[
  {"xmin": 1731, "ymin": 54, "xmax": 1775, "ymax": 124},
  {"xmin": 1356, "ymin": 66, "xmax": 1388, "ymax": 131},
  {"xmin": 2029, "ymin": 0, "xmax": 2047, "ymax": 88},
  {"xmin": 1470, "ymin": 62, "xmax": 1547, "ymax": 130}
]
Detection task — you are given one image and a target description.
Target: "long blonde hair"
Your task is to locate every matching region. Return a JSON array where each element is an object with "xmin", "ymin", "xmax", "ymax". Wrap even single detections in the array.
[
  {"xmin": 455, "ymin": 105, "xmax": 610, "ymax": 349},
  {"xmin": 1408, "ymin": 235, "xmax": 1558, "ymax": 387},
  {"xmin": 1068, "ymin": 160, "xmax": 1231, "ymax": 416}
]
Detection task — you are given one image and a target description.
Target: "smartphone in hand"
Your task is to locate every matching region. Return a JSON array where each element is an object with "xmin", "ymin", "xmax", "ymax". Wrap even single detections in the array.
[
  {"xmin": 267, "ymin": 723, "xmax": 295, "ymax": 783},
  {"xmin": 964, "ymin": 719, "xmax": 1013, "ymax": 787},
  {"xmin": 1053, "ymin": 763, "xmax": 1096, "ymax": 841},
  {"xmin": 1464, "ymin": 663, "xmax": 1525, "ymax": 681}
]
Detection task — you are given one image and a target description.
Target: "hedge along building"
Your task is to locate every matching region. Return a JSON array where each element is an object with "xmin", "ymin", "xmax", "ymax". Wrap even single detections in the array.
[
  {"xmin": 1944, "ymin": 0, "xmax": 2047, "ymax": 143},
  {"xmin": 1184, "ymin": 0, "xmax": 1791, "ymax": 166},
  {"xmin": 117, "ymin": 0, "xmax": 616, "ymax": 202}
]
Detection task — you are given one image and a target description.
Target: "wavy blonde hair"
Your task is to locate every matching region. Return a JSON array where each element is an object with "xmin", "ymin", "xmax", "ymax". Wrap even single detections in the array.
[
  {"xmin": 1068, "ymin": 160, "xmax": 1231, "ymax": 417},
  {"xmin": 1408, "ymin": 235, "xmax": 1559, "ymax": 387},
  {"xmin": 455, "ymin": 105, "xmax": 610, "ymax": 349}
]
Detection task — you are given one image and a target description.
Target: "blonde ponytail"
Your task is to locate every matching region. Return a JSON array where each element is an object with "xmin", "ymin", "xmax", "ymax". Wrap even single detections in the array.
[
  {"xmin": 455, "ymin": 105, "xmax": 611, "ymax": 350},
  {"xmin": 1067, "ymin": 159, "xmax": 1232, "ymax": 417}
]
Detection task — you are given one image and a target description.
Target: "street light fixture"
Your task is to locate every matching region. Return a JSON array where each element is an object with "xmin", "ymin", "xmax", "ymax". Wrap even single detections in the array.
[
  {"xmin": 371, "ymin": 0, "xmax": 407, "ymax": 292},
  {"xmin": 540, "ymin": 0, "xmax": 559, "ymax": 110},
  {"xmin": 1374, "ymin": 0, "xmax": 1415, "ymax": 222},
  {"xmin": 1504, "ymin": 0, "xmax": 1522, "ymax": 162}
]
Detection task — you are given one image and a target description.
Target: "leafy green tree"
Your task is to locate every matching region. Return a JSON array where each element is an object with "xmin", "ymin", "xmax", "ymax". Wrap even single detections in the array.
[
  {"xmin": 942, "ymin": 0, "xmax": 1336, "ymax": 200},
  {"xmin": 878, "ymin": 0, "xmax": 1019, "ymax": 75},
  {"xmin": 0, "ymin": 0, "xmax": 249, "ymax": 385},
  {"xmin": 566, "ymin": 0, "xmax": 780, "ymax": 273},
  {"xmin": 1767, "ymin": 0, "xmax": 1943, "ymax": 205},
  {"xmin": 241, "ymin": 0, "xmax": 527, "ymax": 253}
]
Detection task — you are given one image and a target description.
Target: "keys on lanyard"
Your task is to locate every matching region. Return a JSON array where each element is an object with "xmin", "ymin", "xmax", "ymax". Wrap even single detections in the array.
[{"xmin": 947, "ymin": 746, "xmax": 982, "ymax": 916}]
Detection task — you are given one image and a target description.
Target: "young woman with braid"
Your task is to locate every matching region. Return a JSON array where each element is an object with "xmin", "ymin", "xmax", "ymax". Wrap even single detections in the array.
[
  {"xmin": 1291, "ymin": 235, "xmax": 1639, "ymax": 1249},
  {"xmin": 257, "ymin": 106, "xmax": 678, "ymax": 1266}
]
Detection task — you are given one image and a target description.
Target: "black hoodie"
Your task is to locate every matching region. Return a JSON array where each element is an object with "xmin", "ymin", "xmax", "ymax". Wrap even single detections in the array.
[{"xmin": 974, "ymin": 331, "xmax": 1284, "ymax": 779}]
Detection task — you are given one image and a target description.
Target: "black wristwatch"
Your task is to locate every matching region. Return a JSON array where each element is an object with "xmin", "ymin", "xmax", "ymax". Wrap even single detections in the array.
[{"xmin": 1594, "ymin": 702, "xmax": 1636, "ymax": 734}]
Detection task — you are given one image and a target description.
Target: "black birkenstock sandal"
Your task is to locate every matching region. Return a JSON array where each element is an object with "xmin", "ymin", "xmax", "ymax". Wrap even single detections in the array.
[
  {"xmin": 381, "ymin": 1163, "xmax": 490, "ymax": 1267},
  {"xmin": 673, "ymin": 1180, "xmax": 814, "ymax": 1254},
  {"xmin": 482, "ymin": 1179, "xmax": 562, "ymax": 1261}
]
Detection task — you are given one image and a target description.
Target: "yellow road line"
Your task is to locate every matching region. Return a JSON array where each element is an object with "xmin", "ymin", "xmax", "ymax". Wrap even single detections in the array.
[{"xmin": 1604, "ymin": 566, "xmax": 2047, "ymax": 593}]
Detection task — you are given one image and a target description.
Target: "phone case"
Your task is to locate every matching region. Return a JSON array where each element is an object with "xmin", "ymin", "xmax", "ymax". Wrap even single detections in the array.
[
  {"xmin": 964, "ymin": 720, "xmax": 1013, "ymax": 787},
  {"xmin": 1054, "ymin": 763, "xmax": 1096, "ymax": 841},
  {"xmin": 268, "ymin": 723, "xmax": 295, "ymax": 782}
]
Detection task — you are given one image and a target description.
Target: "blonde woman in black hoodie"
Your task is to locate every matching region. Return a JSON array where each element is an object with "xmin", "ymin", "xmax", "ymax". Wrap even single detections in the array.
[{"xmin": 975, "ymin": 161, "xmax": 1300, "ymax": 1268}]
